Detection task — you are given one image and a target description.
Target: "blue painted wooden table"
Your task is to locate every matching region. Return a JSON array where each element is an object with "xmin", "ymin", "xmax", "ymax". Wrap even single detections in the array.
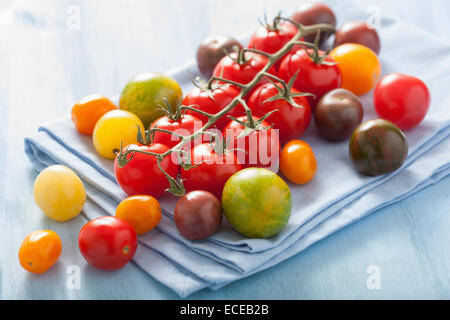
[{"xmin": 1, "ymin": 0, "xmax": 449, "ymax": 299}]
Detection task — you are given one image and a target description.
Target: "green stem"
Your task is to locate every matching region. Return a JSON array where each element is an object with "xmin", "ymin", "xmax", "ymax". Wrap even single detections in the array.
[
  {"xmin": 243, "ymin": 48, "xmax": 272, "ymax": 57},
  {"xmin": 261, "ymin": 72, "xmax": 289, "ymax": 93},
  {"xmin": 207, "ymin": 76, "xmax": 246, "ymax": 90},
  {"xmin": 148, "ymin": 127, "xmax": 185, "ymax": 139},
  {"xmin": 180, "ymin": 105, "xmax": 214, "ymax": 118}
]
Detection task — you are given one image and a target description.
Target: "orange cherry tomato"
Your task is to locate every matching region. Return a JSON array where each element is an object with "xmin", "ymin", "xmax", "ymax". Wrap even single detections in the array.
[
  {"xmin": 330, "ymin": 43, "xmax": 381, "ymax": 95},
  {"xmin": 18, "ymin": 230, "xmax": 62, "ymax": 274},
  {"xmin": 71, "ymin": 94, "xmax": 117, "ymax": 135},
  {"xmin": 280, "ymin": 140, "xmax": 317, "ymax": 184},
  {"xmin": 115, "ymin": 195, "xmax": 162, "ymax": 235}
]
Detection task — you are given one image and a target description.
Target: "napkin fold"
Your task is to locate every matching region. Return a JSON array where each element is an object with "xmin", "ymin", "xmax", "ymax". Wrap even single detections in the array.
[{"xmin": 24, "ymin": 11, "xmax": 450, "ymax": 297}]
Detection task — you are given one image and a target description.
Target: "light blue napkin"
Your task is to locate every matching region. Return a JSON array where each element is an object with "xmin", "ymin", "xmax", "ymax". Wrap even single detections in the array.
[{"xmin": 24, "ymin": 10, "xmax": 450, "ymax": 296}]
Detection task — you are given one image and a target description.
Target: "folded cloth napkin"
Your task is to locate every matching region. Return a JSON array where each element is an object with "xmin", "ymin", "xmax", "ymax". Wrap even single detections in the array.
[{"xmin": 24, "ymin": 8, "xmax": 450, "ymax": 296}]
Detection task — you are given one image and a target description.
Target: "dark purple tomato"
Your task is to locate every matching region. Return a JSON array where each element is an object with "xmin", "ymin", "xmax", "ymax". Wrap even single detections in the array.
[
  {"xmin": 314, "ymin": 89, "xmax": 363, "ymax": 142},
  {"xmin": 349, "ymin": 119, "xmax": 408, "ymax": 176},
  {"xmin": 334, "ymin": 21, "xmax": 381, "ymax": 55},
  {"xmin": 196, "ymin": 36, "xmax": 243, "ymax": 78},
  {"xmin": 291, "ymin": 3, "xmax": 336, "ymax": 45},
  {"xmin": 174, "ymin": 190, "xmax": 223, "ymax": 240}
]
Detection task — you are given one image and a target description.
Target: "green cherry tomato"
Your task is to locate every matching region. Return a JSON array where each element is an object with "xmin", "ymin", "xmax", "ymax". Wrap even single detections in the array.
[
  {"xmin": 222, "ymin": 168, "xmax": 291, "ymax": 239},
  {"xmin": 119, "ymin": 72, "xmax": 183, "ymax": 127},
  {"xmin": 349, "ymin": 119, "xmax": 408, "ymax": 176}
]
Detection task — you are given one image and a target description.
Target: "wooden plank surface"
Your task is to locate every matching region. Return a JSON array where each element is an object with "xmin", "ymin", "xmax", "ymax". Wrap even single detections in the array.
[{"xmin": 1, "ymin": 0, "xmax": 449, "ymax": 299}]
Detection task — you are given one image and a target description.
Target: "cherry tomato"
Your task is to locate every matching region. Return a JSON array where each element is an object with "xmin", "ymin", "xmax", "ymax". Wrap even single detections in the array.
[
  {"xmin": 19, "ymin": 230, "xmax": 62, "ymax": 274},
  {"xmin": 71, "ymin": 94, "xmax": 118, "ymax": 135},
  {"xmin": 248, "ymin": 21, "xmax": 297, "ymax": 55},
  {"xmin": 182, "ymin": 84, "xmax": 244, "ymax": 130},
  {"xmin": 196, "ymin": 36, "xmax": 243, "ymax": 78},
  {"xmin": 93, "ymin": 109, "xmax": 145, "ymax": 159},
  {"xmin": 174, "ymin": 191, "xmax": 222, "ymax": 240},
  {"xmin": 213, "ymin": 51, "xmax": 277, "ymax": 86},
  {"xmin": 279, "ymin": 49, "xmax": 342, "ymax": 109},
  {"xmin": 150, "ymin": 113, "xmax": 203, "ymax": 149},
  {"xmin": 78, "ymin": 216, "xmax": 137, "ymax": 271},
  {"xmin": 374, "ymin": 73, "xmax": 431, "ymax": 130},
  {"xmin": 314, "ymin": 88, "xmax": 364, "ymax": 142},
  {"xmin": 222, "ymin": 168, "xmax": 291, "ymax": 238},
  {"xmin": 248, "ymin": 20, "xmax": 299, "ymax": 70},
  {"xmin": 291, "ymin": 2, "xmax": 336, "ymax": 45},
  {"xmin": 334, "ymin": 21, "xmax": 381, "ymax": 55},
  {"xmin": 33, "ymin": 165, "xmax": 86, "ymax": 222},
  {"xmin": 119, "ymin": 72, "xmax": 183, "ymax": 128},
  {"xmin": 181, "ymin": 143, "xmax": 242, "ymax": 199},
  {"xmin": 247, "ymin": 82, "xmax": 311, "ymax": 145},
  {"xmin": 350, "ymin": 119, "xmax": 408, "ymax": 176},
  {"xmin": 223, "ymin": 116, "xmax": 280, "ymax": 169},
  {"xmin": 280, "ymin": 140, "xmax": 317, "ymax": 184},
  {"xmin": 115, "ymin": 195, "xmax": 162, "ymax": 235},
  {"xmin": 330, "ymin": 43, "xmax": 381, "ymax": 96},
  {"xmin": 114, "ymin": 143, "xmax": 178, "ymax": 199}
]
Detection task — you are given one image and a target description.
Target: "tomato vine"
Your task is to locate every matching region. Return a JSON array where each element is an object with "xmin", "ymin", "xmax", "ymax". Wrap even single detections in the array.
[{"xmin": 116, "ymin": 16, "xmax": 335, "ymax": 196}]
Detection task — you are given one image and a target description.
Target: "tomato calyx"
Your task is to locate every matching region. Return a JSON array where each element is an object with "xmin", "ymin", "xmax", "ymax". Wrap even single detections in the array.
[
  {"xmin": 165, "ymin": 174, "xmax": 186, "ymax": 197},
  {"xmin": 259, "ymin": 12, "xmax": 285, "ymax": 32},
  {"xmin": 224, "ymin": 45, "xmax": 250, "ymax": 66},
  {"xmin": 223, "ymin": 46, "xmax": 272, "ymax": 66},
  {"xmin": 191, "ymin": 76, "xmax": 243, "ymax": 105},
  {"xmin": 157, "ymin": 97, "xmax": 184, "ymax": 121},
  {"xmin": 227, "ymin": 109, "xmax": 277, "ymax": 140},
  {"xmin": 264, "ymin": 71, "xmax": 315, "ymax": 108},
  {"xmin": 297, "ymin": 33, "xmax": 336, "ymax": 66},
  {"xmin": 209, "ymin": 134, "xmax": 234, "ymax": 156},
  {"xmin": 192, "ymin": 76, "xmax": 222, "ymax": 96}
]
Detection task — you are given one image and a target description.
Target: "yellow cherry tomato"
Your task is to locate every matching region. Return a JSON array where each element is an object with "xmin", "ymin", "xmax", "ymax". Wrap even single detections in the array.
[
  {"xmin": 71, "ymin": 94, "xmax": 117, "ymax": 135},
  {"xmin": 330, "ymin": 43, "xmax": 381, "ymax": 95},
  {"xmin": 18, "ymin": 230, "xmax": 62, "ymax": 274},
  {"xmin": 115, "ymin": 195, "xmax": 162, "ymax": 235},
  {"xmin": 280, "ymin": 140, "xmax": 317, "ymax": 184},
  {"xmin": 93, "ymin": 109, "xmax": 145, "ymax": 159},
  {"xmin": 34, "ymin": 165, "xmax": 86, "ymax": 222}
]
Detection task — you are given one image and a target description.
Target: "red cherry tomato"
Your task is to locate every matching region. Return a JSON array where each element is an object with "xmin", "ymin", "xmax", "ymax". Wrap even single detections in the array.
[
  {"xmin": 247, "ymin": 82, "xmax": 311, "ymax": 145},
  {"xmin": 278, "ymin": 49, "xmax": 342, "ymax": 109},
  {"xmin": 374, "ymin": 73, "xmax": 431, "ymax": 130},
  {"xmin": 248, "ymin": 21, "xmax": 299, "ymax": 70},
  {"xmin": 150, "ymin": 114, "xmax": 203, "ymax": 149},
  {"xmin": 78, "ymin": 216, "xmax": 137, "ymax": 271},
  {"xmin": 223, "ymin": 116, "xmax": 280, "ymax": 169},
  {"xmin": 181, "ymin": 143, "xmax": 242, "ymax": 199},
  {"xmin": 213, "ymin": 51, "xmax": 277, "ymax": 86},
  {"xmin": 248, "ymin": 22, "xmax": 298, "ymax": 55},
  {"xmin": 114, "ymin": 143, "xmax": 178, "ymax": 198},
  {"xmin": 182, "ymin": 84, "xmax": 244, "ymax": 130}
]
